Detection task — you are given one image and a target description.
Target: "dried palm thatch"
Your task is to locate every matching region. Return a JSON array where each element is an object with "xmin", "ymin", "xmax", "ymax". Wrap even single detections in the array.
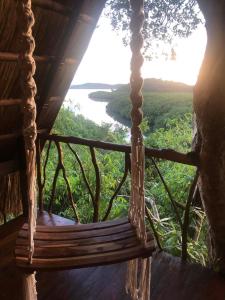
[
  {"xmin": 0, "ymin": 172, "xmax": 22, "ymax": 224},
  {"xmin": 0, "ymin": 0, "xmax": 106, "ymax": 220}
]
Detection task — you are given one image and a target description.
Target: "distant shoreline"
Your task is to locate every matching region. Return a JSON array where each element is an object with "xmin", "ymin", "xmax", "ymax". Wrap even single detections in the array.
[
  {"xmin": 70, "ymin": 83, "xmax": 121, "ymax": 90},
  {"xmin": 70, "ymin": 79, "xmax": 193, "ymax": 92}
]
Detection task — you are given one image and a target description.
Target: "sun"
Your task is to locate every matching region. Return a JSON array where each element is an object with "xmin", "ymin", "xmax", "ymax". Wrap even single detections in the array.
[
  {"xmin": 142, "ymin": 26, "xmax": 207, "ymax": 86},
  {"xmin": 73, "ymin": 17, "xmax": 207, "ymax": 86}
]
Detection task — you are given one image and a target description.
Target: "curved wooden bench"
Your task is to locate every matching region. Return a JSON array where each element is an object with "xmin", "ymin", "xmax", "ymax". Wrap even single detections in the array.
[{"xmin": 15, "ymin": 218, "xmax": 155, "ymax": 270}]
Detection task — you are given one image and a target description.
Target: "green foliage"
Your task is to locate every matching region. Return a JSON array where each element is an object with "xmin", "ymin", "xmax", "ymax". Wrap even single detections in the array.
[
  {"xmin": 104, "ymin": 91, "xmax": 192, "ymax": 130},
  {"xmin": 89, "ymin": 80, "xmax": 193, "ymax": 130},
  {"xmin": 88, "ymin": 91, "xmax": 116, "ymax": 102},
  {"xmin": 42, "ymin": 106, "xmax": 130, "ymax": 223},
  {"xmin": 145, "ymin": 113, "xmax": 192, "ymax": 150},
  {"xmin": 105, "ymin": 0, "xmax": 203, "ymax": 58},
  {"xmin": 42, "ymin": 105, "xmax": 208, "ymax": 266},
  {"xmin": 144, "ymin": 114, "xmax": 208, "ymax": 265},
  {"xmin": 53, "ymin": 106, "xmax": 128, "ymax": 143}
]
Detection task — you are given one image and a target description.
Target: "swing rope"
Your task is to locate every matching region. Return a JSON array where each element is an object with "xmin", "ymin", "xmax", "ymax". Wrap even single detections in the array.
[
  {"xmin": 129, "ymin": 0, "xmax": 147, "ymax": 245},
  {"xmin": 18, "ymin": 0, "xmax": 152, "ymax": 298},
  {"xmin": 126, "ymin": 1, "xmax": 151, "ymax": 299},
  {"xmin": 18, "ymin": 0, "xmax": 37, "ymax": 264}
]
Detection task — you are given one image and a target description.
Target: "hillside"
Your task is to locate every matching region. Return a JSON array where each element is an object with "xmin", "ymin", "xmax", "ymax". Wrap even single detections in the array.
[
  {"xmin": 71, "ymin": 78, "xmax": 193, "ymax": 92},
  {"xmin": 106, "ymin": 92, "xmax": 193, "ymax": 131},
  {"xmin": 70, "ymin": 82, "xmax": 121, "ymax": 89},
  {"xmin": 87, "ymin": 79, "xmax": 193, "ymax": 131},
  {"xmin": 118, "ymin": 78, "xmax": 193, "ymax": 92}
]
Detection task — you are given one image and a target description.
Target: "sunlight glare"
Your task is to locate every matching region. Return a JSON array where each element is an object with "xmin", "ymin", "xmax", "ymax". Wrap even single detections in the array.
[{"xmin": 72, "ymin": 16, "xmax": 207, "ymax": 86}]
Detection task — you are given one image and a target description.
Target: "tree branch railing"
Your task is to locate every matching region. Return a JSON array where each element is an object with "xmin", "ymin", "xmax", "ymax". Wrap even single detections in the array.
[
  {"xmin": 36, "ymin": 133, "xmax": 202, "ymax": 263},
  {"xmin": 45, "ymin": 140, "xmax": 79, "ymax": 222},
  {"xmin": 67, "ymin": 143, "xmax": 95, "ymax": 204},
  {"xmin": 40, "ymin": 133, "xmax": 199, "ymax": 166},
  {"xmin": 89, "ymin": 146, "xmax": 101, "ymax": 222},
  {"xmin": 102, "ymin": 152, "xmax": 131, "ymax": 221}
]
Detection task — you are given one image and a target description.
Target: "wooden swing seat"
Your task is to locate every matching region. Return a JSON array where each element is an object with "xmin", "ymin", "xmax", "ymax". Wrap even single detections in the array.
[{"xmin": 15, "ymin": 217, "xmax": 155, "ymax": 270}]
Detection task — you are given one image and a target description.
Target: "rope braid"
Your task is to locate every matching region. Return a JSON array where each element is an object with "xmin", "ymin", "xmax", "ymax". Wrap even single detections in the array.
[
  {"xmin": 18, "ymin": 0, "xmax": 37, "ymax": 264},
  {"xmin": 126, "ymin": 1, "xmax": 151, "ymax": 299},
  {"xmin": 129, "ymin": 0, "xmax": 146, "ymax": 245}
]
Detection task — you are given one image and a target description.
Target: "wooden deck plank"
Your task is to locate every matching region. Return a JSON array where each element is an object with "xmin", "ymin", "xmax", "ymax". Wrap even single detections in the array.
[{"xmin": 151, "ymin": 252, "xmax": 225, "ymax": 300}]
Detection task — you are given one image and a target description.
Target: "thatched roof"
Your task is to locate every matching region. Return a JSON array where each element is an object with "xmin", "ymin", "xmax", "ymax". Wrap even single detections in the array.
[{"xmin": 0, "ymin": 0, "xmax": 106, "ymax": 169}]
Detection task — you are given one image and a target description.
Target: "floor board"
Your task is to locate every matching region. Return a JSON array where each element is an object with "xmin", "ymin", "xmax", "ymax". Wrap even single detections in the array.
[{"xmin": 1, "ymin": 213, "xmax": 225, "ymax": 300}]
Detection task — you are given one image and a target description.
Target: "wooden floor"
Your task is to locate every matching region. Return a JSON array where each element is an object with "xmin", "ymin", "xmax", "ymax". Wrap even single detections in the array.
[{"xmin": 1, "ymin": 212, "xmax": 225, "ymax": 300}]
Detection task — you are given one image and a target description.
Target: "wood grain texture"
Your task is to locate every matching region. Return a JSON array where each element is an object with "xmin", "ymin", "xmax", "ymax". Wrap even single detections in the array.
[
  {"xmin": 0, "ymin": 0, "xmax": 105, "ymax": 165},
  {"xmin": 15, "ymin": 215, "xmax": 155, "ymax": 270},
  {"xmin": 0, "ymin": 99, "xmax": 22, "ymax": 106},
  {"xmin": 0, "ymin": 213, "xmax": 225, "ymax": 300}
]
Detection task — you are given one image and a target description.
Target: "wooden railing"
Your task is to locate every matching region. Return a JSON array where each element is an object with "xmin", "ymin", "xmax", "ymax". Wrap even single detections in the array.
[{"xmin": 37, "ymin": 133, "xmax": 201, "ymax": 262}]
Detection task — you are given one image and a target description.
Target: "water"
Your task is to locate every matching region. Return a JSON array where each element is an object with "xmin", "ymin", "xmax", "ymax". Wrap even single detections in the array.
[{"xmin": 65, "ymin": 89, "xmax": 116, "ymax": 125}]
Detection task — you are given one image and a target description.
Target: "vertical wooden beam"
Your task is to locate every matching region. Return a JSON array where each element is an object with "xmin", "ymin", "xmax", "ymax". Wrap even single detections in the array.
[
  {"xmin": 194, "ymin": 1, "xmax": 225, "ymax": 273},
  {"xmin": 18, "ymin": 138, "xmax": 29, "ymax": 218},
  {"xmin": 37, "ymin": 0, "xmax": 107, "ymax": 133},
  {"xmin": 36, "ymin": 139, "xmax": 44, "ymax": 212}
]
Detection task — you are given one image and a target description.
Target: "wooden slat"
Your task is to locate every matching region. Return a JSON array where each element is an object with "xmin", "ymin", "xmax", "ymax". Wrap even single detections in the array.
[
  {"xmin": 0, "ymin": 132, "xmax": 21, "ymax": 141},
  {"xmin": 16, "ymin": 230, "xmax": 135, "ymax": 247},
  {"xmin": 0, "ymin": 52, "xmax": 76, "ymax": 65},
  {"xmin": 15, "ymin": 218, "xmax": 155, "ymax": 270},
  {"xmin": 18, "ymin": 222, "xmax": 132, "ymax": 241},
  {"xmin": 0, "ymin": 215, "xmax": 25, "ymax": 239},
  {"xmin": 22, "ymin": 217, "xmax": 128, "ymax": 233},
  {"xmin": 0, "ymin": 99, "xmax": 22, "ymax": 107},
  {"xmin": 0, "ymin": 129, "xmax": 47, "ymax": 142},
  {"xmin": 0, "ymin": 52, "xmax": 54, "ymax": 63},
  {"xmin": 15, "ymin": 236, "xmax": 140, "ymax": 259},
  {"xmin": 16, "ymin": 241, "xmax": 155, "ymax": 270},
  {"xmin": 0, "ymin": 160, "xmax": 19, "ymax": 176},
  {"xmin": 33, "ymin": 0, "xmax": 72, "ymax": 16},
  {"xmin": 0, "ymin": 215, "xmax": 26, "ymax": 269}
]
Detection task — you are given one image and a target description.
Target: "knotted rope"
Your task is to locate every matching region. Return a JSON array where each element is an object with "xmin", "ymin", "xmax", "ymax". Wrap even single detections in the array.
[
  {"xmin": 18, "ymin": 0, "xmax": 37, "ymax": 264},
  {"xmin": 126, "ymin": 1, "xmax": 151, "ymax": 299},
  {"xmin": 128, "ymin": 0, "xmax": 147, "ymax": 245}
]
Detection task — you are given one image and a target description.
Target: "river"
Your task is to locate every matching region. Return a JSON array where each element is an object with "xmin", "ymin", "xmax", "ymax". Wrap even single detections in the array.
[{"xmin": 65, "ymin": 89, "xmax": 116, "ymax": 125}]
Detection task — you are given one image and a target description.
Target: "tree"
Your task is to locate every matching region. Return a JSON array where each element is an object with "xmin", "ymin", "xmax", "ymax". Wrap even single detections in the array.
[
  {"xmin": 105, "ymin": 0, "xmax": 203, "ymax": 59},
  {"xmin": 106, "ymin": 0, "xmax": 225, "ymax": 273},
  {"xmin": 193, "ymin": 0, "xmax": 225, "ymax": 273}
]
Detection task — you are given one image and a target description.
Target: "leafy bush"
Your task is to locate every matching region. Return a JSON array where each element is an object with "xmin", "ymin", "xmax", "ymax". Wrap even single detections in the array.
[
  {"xmin": 41, "ymin": 106, "xmax": 208, "ymax": 265},
  {"xmin": 106, "ymin": 91, "xmax": 193, "ymax": 131},
  {"xmin": 144, "ymin": 114, "xmax": 208, "ymax": 265}
]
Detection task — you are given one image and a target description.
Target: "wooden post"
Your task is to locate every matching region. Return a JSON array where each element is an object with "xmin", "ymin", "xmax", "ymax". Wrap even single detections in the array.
[
  {"xmin": 18, "ymin": 138, "xmax": 29, "ymax": 218},
  {"xmin": 194, "ymin": 0, "xmax": 225, "ymax": 272}
]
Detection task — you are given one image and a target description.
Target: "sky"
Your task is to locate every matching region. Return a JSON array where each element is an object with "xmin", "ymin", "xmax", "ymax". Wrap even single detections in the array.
[{"xmin": 72, "ymin": 12, "xmax": 207, "ymax": 87}]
